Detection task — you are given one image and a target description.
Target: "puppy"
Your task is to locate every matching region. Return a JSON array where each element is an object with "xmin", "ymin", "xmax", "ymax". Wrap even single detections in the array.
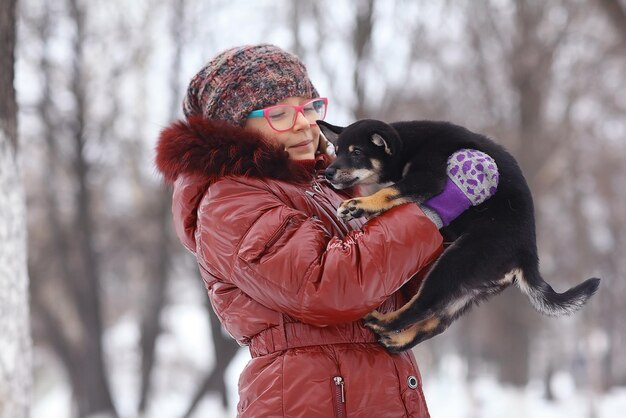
[{"xmin": 318, "ymin": 119, "xmax": 600, "ymax": 353}]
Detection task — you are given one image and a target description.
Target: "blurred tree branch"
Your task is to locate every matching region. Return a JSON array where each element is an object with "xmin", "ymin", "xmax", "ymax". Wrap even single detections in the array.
[
  {"xmin": 597, "ymin": 0, "xmax": 626, "ymax": 43},
  {"xmin": 138, "ymin": 0, "xmax": 184, "ymax": 412},
  {"xmin": 0, "ymin": 0, "xmax": 18, "ymax": 150},
  {"xmin": 0, "ymin": 0, "xmax": 31, "ymax": 416},
  {"xmin": 353, "ymin": 0, "xmax": 375, "ymax": 119}
]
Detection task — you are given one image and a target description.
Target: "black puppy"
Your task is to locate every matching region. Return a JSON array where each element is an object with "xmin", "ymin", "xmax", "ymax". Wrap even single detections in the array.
[{"xmin": 318, "ymin": 119, "xmax": 600, "ymax": 353}]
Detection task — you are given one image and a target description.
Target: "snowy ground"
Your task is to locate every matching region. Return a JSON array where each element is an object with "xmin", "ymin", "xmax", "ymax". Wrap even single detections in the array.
[{"xmin": 32, "ymin": 302, "xmax": 626, "ymax": 418}]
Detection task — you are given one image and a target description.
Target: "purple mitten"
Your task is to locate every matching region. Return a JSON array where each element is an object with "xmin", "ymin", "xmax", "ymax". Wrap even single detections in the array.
[{"xmin": 421, "ymin": 149, "xmax": 499, "ymax": 228}]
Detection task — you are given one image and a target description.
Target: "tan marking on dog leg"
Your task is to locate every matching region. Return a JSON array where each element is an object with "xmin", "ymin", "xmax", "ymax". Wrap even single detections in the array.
[
  {"xmin": 366, "ymin": 307, "xmax": 401, "ymax": 326},
  {"xmin": 338, "ymin": 186, "xmax": 410, "ymax": 219},
  {"xmin": 364, "ymin": 310, "xmax": 383, "ymax": 321},
  {"xmin": 365, "ymin": 251, "xmax": 448, "ymax": 332},
  {"xmin": 417, "ymin": 316, "xmax": 440, "ymax": 333},
  {"xmin": 369, "ymin": 287, "xmax": 424, "ymax": 327},
  {"xmin": 382, "ymin": 323, "xmax": 421, "ymax": 347},
  {"xmin": 375, "ymin": 239, "xmax": 458, "ymax": 327},
  {"xmin": 357, "ymin": 186, "xmax": 409, "ymax": 210},
  {"xmin": 340, "ymin": 186, "xmax": 410, "ymax": 216},
  {"xmin": 381, "ymin": 316, "xmax": 441, "ymax": 348}
]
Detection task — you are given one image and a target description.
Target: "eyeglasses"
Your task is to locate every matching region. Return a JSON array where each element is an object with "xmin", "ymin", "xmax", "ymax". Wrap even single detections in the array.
[{"xmin": 247, "ymin": 97, "xmax": 328, "ymax": 132}]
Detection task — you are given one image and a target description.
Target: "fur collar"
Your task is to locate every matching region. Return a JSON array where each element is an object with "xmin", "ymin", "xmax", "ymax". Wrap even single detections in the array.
[{"xmin": 155, "ymin": 116, "xmax": 328, "ymax": 184}]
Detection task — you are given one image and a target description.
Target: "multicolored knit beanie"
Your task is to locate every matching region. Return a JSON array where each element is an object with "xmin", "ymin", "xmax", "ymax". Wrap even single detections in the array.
[{"xmin": 183, "ymin": 44, "xmax": 319, "ymax": 127}]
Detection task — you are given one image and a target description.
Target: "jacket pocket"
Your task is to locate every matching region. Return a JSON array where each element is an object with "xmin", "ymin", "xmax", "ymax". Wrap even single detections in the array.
[
  {"xmin": 239, "ymin": 214, "xmax": 298, "ymax": 262},
  {"xmin": 332, "ymin": 376, "xmax": 346, "ymax": 418}
]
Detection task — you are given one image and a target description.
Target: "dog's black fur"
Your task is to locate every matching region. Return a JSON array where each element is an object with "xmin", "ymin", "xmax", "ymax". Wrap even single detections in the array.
[{"xmin": 318, "ymin": 119, "xmax": 601, "ymax": 353}]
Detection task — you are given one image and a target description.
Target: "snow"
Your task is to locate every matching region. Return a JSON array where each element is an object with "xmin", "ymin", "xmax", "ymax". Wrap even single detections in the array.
[
  {"xmin": 30, "ymin": 302, "xmax": 626, "ymax": 418},
  {"xmin": 424, "ymin": 362, "xmax": 606, "ymax": 418}
]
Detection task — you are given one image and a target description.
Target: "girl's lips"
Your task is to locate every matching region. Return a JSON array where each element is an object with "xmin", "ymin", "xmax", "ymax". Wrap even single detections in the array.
[{"xmin": 290, "ymin": 139, "xmax": 313, "ymax": 148}]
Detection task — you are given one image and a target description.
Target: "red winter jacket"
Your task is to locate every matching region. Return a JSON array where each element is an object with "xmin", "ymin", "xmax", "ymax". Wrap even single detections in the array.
[{"xmin": 156, "ymin": 117, "xmax": 444, "ymax": 417}]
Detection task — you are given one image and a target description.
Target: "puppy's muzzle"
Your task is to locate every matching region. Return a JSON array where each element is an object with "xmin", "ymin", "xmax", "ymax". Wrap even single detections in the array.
[{"xmin": 324, "ymin": 166, "xmax": 337, "ymax": 182}]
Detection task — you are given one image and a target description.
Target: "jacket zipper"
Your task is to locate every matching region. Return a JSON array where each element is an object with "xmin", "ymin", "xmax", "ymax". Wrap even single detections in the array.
[
  {"xmin": 261, "ymin": 215, "xmax": 296, "ymax": 256},
  {"xmin": 333, "ymin": 376, "xmax": 346, "ymax": 418}
]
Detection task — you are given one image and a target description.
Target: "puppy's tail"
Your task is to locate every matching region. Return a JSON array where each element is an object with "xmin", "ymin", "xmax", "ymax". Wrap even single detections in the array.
[{"xmin": 516, "ymin": 268, "xmax": 600, "ymax": 316}]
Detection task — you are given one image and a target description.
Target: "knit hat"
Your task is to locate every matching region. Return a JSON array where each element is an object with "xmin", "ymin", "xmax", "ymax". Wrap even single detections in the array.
[{"xmin": 183, "ymin": 44, "xmax": 319, "ymax": 127}]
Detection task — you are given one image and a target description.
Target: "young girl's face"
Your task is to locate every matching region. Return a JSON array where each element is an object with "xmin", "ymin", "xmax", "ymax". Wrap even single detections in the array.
[{"xmin": 244, "ymin": 97, "xmax": 321, "ymax": 161}]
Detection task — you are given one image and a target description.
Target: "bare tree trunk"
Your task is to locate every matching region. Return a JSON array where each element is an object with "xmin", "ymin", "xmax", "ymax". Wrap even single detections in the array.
[
  {"xmin": 138, "ymin": 0, "xmax": 185, "ymax": 410},
  {"xmin": 65, "ymin": 0, "xmax": 118, "ymax": 415},
  {"xmin": 352, "ymin": 0, "xmax": 375, "ymax": 119},
  {"xmin": 0, "ymin": 0, "xmax": 31, "ymax": 416},
  {"xmin": 490, "ymin": 0, "xmax": 549, "ymax": 386},
  {"xmin": 0, "ymin": 0, "xmax": 18, "ymax": 149},
  {"xmin": 597, "ymin": 0, "xmax": 626, "ymax": 43},
  {"xmin": 543, "ymin": 363, "xmax": 555, "ymax": 401},
  {"xmin": 595, "ymin": 153, "xmax": 626, "ymax": 390},
  {"xmin": 290, "ymin": 1, "xmax": 305, "ymax": 58}
]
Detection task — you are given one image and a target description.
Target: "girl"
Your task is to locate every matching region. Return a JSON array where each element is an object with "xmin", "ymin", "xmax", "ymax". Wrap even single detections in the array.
[{"xmin": 156, "ymin": 44, "xmax": 496, "ymax": 417}]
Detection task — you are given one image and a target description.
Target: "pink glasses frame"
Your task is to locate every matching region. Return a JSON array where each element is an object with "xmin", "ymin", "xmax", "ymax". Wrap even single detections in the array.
[{"xmin": 247, "ymin": 97, "xmax": 328, "ymax": 132}]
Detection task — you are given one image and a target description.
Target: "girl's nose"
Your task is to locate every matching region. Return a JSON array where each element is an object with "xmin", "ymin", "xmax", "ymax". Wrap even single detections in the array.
[{"xmin": 293, "ymin": 111, "xmax": 310, "ymax": 130}]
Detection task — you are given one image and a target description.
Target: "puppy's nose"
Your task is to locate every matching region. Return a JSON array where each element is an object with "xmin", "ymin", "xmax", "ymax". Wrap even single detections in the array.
[{"xmin": 325, "ymin": 167, "xmax": 337, "ymax": 181}]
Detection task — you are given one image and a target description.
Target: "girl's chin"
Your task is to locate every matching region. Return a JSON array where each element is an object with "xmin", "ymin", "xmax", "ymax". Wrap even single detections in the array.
[
  {"xmin": 287, "ymin": 148, "xmax": 316, "ymax": 160},
  {"xmin": 289, "ymin": 153, "xmax": 316, "ymax": 161}
]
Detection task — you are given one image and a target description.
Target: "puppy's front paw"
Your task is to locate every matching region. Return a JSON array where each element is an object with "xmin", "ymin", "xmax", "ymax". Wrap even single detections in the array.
[
  {"xmin": 377, "ymin": 331, "xmax": 412, "ymax": 353},
  {"xmin": 362, "ymin": 310, "xmax": 389, "ymax": 334},
  {"xmin": 337, "ymin": 199, "xmax": 365, "ymax": 220}
]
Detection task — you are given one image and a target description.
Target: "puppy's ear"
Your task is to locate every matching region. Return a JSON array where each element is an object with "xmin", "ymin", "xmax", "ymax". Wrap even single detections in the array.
[
  {"xmin": 316, "ymin": 120, "xmax": 343, "ymax": 145},
  {"xmin": 371, "ymin": 134, "xmax": 392, "ymax": 155}
]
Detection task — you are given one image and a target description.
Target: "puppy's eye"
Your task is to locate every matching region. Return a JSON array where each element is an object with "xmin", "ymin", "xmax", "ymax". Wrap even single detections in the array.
[{"xmin": 351, "ymin": 149, "xmax": 361, "ymax": 156}]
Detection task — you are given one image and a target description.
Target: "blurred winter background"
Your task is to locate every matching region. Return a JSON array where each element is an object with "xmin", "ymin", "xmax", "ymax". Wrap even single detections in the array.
[{"xmin": 1, "ymin": 0, "xmax": 626, "ymax": 417}]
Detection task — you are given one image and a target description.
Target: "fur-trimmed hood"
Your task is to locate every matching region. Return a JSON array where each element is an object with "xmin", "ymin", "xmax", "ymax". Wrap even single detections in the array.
[
  {"xmin": 155, "ymin": 116, "xmax": 329, "ymax": 185},
  {"xmin": 155, "ymin": 116, "xmax": 332, "ymax": 253}
]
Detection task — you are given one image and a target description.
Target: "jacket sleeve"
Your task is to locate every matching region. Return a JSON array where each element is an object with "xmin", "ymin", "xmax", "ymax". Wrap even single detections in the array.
[{"xmin": 196, "ymin": 178, "xmax": 443, "ymax": 326}]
